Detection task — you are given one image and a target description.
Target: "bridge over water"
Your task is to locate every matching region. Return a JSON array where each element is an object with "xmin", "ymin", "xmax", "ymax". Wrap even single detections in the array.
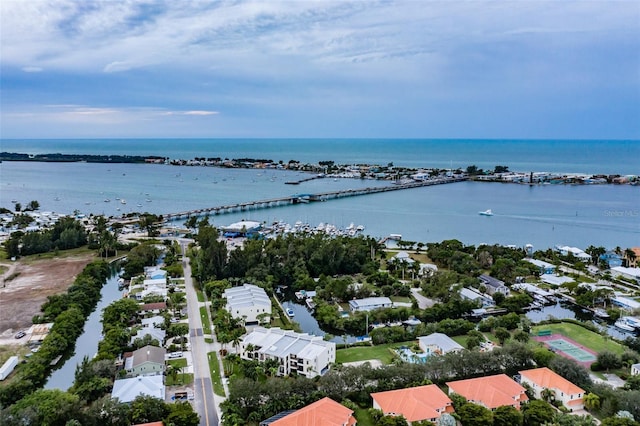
[{"xmin": 164, "ymin": 176, "xmax": 468, "ymax": 220}]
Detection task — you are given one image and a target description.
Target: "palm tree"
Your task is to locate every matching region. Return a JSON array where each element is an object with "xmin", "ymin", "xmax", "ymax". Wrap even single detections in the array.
[
  {"xmin": 541, "ymin": 388, "xmax": 556, "ymax": 403},
  {"xmin": 625, "ymin": 248, "xmax": 637, "ymax": 267},
  {"xmin": 583, "ymin": 392, "xmax": 600, "ymax": 411}
]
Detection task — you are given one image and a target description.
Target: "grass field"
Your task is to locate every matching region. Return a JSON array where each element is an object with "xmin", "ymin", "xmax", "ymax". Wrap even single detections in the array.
[
  {"xmin": 532, "ymin": 322, "xmax": 625, "ymax": 355},
  {"xmin": 200, "ymin": 306, "xmax": 211, "ymax": 335},
  {"xmin": 168, "ymin": 358, "xmax": 188, "ymax": 369},
  {"xmin": 336, "ymin": 341, "xmax": 415, "ymax": 365},
  {"xmin": 166, "ymin": 373, "xmax": 194, "ymax": 386},
  {"xmin": 208, "ymin": 351, "xmax": 225, "ymax": 397}
]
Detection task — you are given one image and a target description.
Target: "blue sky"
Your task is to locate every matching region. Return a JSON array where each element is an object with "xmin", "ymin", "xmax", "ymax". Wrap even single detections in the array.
[{"xmin": 1, "ymin": 1, "xmax": 638, "ymax": 139}]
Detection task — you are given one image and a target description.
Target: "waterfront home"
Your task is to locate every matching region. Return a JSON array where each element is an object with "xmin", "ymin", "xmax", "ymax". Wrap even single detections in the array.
[
  {"xmin": 418, "ymin": 333, "xmax": 463, "ymax": 356},
  {"xmin": 540, "ymin": 274, "xmax": 574, "ymax": 287},
  {"xmin": 478, "ymin": 274, "xmax": 510, "ymax": 296},
  {"xmin": 240, "ymin": 327, "xmax": 335, "ymax": 378},
  {"xmin": 260, "ymin": 397, "xmax": 356, "ymax": 426},
  {"xmin": 371, "ymin": 384, "xmax": 454, "ymax": 424},
  {"xmin": 418, "ymin": 263, "xmax": 438, "ymax": 277},
  {"xmin": 611, "ymin": 266, "xmax": 640, "ymax": 283},
  {"xmin": 141, "ymin": 315, "xmax": 164, "ymax": 329},
  {"xmin": 388, "ymin": 251, "xmax": 415, "ymax": 264},
  {"xmin": 111, "ymin": 374, "xmax": 165, "ymax": 403},
  {"xmin": 631, "ymin": 363, "xmax": 640, "ymax": 376},
  {"xmin": 459, "ymin": 287, "xmax": 495, "ymax": 308},
  {"xmin": 446, "ymin": 374, "xmax": 529, "ymax": 410},
  {"xmin": 124, "ymin": 345, "xmax": 166, "ymax": 377},
  {"xmin": 555, "ymin": 246, "xmax": 592, "ymax": 262},
  {"xmin": 524, "ymin": 258, "xmax": 556, "ymax": 275},
  {"xmin": 130, "ymin": 327, "xmax": 166, "ymax": 347},
  {"xmin": 348, "ymin": 296, "xmax": 393, "ymax": 312},
  {"xmin": 223, "ymin": 283, "xmax": 271, "ymax": 325},
  {"xmin": 519, "ymin": 367, "xmax": 585, "ymax": 411},
  {"xmin": 612, "ymin": 296, "xmax": 640, "ymax": 311},
  {"xmin": 138, "ymin": 302, "xmax": 167, "ymax": 315},
  {"xmin": 624, "ymin": 248, "xmax": 640, "ymax": 268},
  {"xmin": 599, "ymin": 251, "xmax": 623, "ymax": 268}
]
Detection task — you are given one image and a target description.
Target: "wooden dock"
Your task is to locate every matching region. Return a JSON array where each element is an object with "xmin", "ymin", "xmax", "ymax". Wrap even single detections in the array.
[{"xmin": 164, "ymin": 176, "xmax": 467, "ymax": 220}]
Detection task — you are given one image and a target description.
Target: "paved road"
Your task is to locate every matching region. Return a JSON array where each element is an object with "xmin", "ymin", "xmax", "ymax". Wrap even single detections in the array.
[
  {"xmin": 181, "ymin": 241, "xmax": 219, "ymax": 426},
  {"xmin": 410, "ymin": 288, "xmax": 436, "ymax": 309}
]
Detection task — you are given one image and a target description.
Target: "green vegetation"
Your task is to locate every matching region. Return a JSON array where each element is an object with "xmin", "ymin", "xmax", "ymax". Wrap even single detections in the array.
[
  {"xmin": 166, "ymin": 372, "xmax": 194, "ymax": 386},
  {"xmin": 208, "ymin": 351, "xmax": 225, "ymax": 397},
  {"xmin": 336, "ymin": 342, "xmax": 409, "ymax": 364},
  {"xmin": 200, "ymin": 306, "xmax": 211, "ymax": 335},
  {"xmin": 532, "ymin": 322, "xmax": 625, "ymax": 354}
]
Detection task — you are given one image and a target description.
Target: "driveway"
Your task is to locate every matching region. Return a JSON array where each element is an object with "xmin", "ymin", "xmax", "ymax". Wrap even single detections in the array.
[{"xmin": 411, "ymin": 288, "xmax": 436, "ymax": 309}]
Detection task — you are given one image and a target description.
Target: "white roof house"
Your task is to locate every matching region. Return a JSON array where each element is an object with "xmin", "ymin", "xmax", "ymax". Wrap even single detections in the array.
[
  {"xmin": 611, "ymin": 267, "xmax": 640, "ymax": 282},
  {"xmin": 612, "ymin": 296, "xmax": 640, "ymax": 311},
  {"xmin": 540, "ymin": 274, "xmax": 574, "ymax": 286},
  {"xmin": 555, "ymin": 246, "xmax": 592, "ymax": 261},
  {"xmin": 349, "ymin": 297, "xmax": 393, "ymax": 312},
  {"xmin": 131, "ymin": 327, "xmax": 166, "ymax": 346},
  {"xmin": 223, "ymin": 284, "xmax": 271, "ymax": 324},
  {"xmin": 525, "ymin": 259, "xmax": 556, "ymax": 274},
  {"xmin": 418, "ymin": 333, "xmax": 464, "ymax": 355},
  {"xmin": 112, "ymin": 375, "xmax": 165, "ymax": 403},
  {"xmin": 241, "ymin": 327, "xmax": 335, "ymax": 378},
  {"xmin": 389, "ymin": 251, "xmax": 415, "ymax": 264},
  {"xmin": 459, "ymin": 287, "xmax": 495, "ymax": 307}
]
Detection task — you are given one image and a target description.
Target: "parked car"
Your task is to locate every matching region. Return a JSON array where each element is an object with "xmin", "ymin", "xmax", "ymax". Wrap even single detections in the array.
[{"xmin": 14, "ymin": 331, "xmax": 26, "ymax": 339}]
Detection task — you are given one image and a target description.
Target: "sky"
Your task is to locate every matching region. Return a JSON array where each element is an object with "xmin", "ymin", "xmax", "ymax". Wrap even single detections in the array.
[{"xmin": 1, "ymin": 0, "xmax": 639, "ymax": 139}]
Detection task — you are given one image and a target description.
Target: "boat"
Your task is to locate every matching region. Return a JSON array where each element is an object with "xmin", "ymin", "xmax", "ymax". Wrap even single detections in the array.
[
  {"xmin": 120, "ymin": 199, "xmax": 127, "ymax": 204},
  {"xmin": 104, "ymin": 199, "xmax": 110, "ymax": 202},
  {"xmin": 593, "ymin": 308, "xmax": 610, "ymax": 319},
  {"xmin": 286, "ymin": 308, "xmax": 295, "ymax": 317},
  {"xmin": 614, "ymin": 319, "xmax": 635, "ymax": 332},
  {"xmin": 478, "ymin": 209, "xmax": 493, "ymax": 216}
]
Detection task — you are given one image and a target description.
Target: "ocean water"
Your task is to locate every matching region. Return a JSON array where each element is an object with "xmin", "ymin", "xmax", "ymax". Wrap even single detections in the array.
[{"xmin": 0, "ymin": 139, "xmax": 638, "ymax": 249}]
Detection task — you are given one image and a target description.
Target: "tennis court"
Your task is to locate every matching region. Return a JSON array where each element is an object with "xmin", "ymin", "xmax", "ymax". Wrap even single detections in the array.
[{"xmin": 534, "ymin": 333, "xmax": 598, "ymax": 365}]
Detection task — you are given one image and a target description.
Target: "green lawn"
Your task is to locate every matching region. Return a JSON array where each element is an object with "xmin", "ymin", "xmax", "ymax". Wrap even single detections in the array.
[
  {"xmin": 389, "ymin": 296, "xmax": 412, "ymax": 304},
  {"xmin": 354, "ymin": 407, "xmax": 375, "ymax": 426},
  {"xmin": 168, "ymin": 358, "xmax": 188, "ymax": 369},
  {"xmin": 166, "ymin": 373, "xmax": 194, "ymax": 386},
  {"xmin": 208, "ymin": 351, "xmax": 226, "ymax": 397},
  {"xmin": 336, "ymin": 341, "xmax": 415, "ymax": 365},
  {"xmin": 200, "ymin": 306, "xmax": 211, "ymax": 335},
  {"xmin": 196, "ymin": 289, "xmax": 205, "ymax": 303},
  {"xmin": 532, "ymin": 322, "xmax": 625, "ymax": 355}
]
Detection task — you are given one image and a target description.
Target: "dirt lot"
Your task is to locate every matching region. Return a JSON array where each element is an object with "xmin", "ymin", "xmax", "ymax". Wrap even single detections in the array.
[{"xmin": 0, "ymin": 254, "xmax": 94, "ymax": 344}]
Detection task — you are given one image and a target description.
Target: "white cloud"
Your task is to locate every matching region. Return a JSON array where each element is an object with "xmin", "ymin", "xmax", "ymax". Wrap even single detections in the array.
[
  {"xmin": 22, "ymin": 66, "xmax": 43, "ymax": 73},
  {"xmin": 183, "ymin": 110, "xmax": 218, "ymax": 116},
  {"xmin": 103, "ymin": 61, "xmax": 133, "ymax": 73}
]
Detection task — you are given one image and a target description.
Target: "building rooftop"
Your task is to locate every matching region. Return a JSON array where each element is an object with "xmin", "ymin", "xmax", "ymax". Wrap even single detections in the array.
[
  {"xmin": 446, "ymin": 374, "xmax": 528, "ymax": 410},
  {"xmin": 519, "ymin": 367, "xmax": 585, "ymax": 395},
  {"xmin": 131, "ymin": 345, "xmax": 166, "ymax": 367},
  {"xmin": 266, "ymin": 397, "xmax": 356, "ymax": 426},
  {"xmin": 372, "ymin": 384, "xmax": 453, "ymax": 422},
  {"xmin": 479, "ymin": 274, "xmax": 505, "ymax": 288},
  {"xmin": 244, "ymin": 327, "xmax": 334, "ymax": 361},
  {"xmin": 112, "ymin": 375, "xmax": 165, "ymax": 403},
  {"xmin": 419, "ymin": 333, "xmax": 464, "ymax": 353},
  {"xmin": 348, "ymin": 297, "xmax": 392, "ymax": 309},
  {"xmin": 224, "ymin": 284, "xmax": 271, "ymax": 310}
]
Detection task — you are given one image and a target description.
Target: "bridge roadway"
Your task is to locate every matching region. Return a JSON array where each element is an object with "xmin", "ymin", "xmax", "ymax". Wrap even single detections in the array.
[{"xmin": 164, "ymin": 176, "xmax": 468, "ymax": 220}]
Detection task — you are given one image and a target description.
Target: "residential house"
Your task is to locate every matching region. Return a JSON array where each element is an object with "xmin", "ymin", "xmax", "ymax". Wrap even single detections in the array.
[
  {"xmin": 388, "ymin": 251, "xmax": 415, "ymax": 265},
  {"xmin": 555, "ymin": 246, "xmax": 592, "ymax": 262},
  {"xmin": 459, "ymin": 287, "xmax": 495, "ymax": 308},
  {"xmin": 130, "ymin": 327, "xmax": 166, "ymax": 346},
  {"xmin": 611, "ymin": 267, "xmax": 640, "ymax": 283},
  {"xmin": 223, "ymin": 284, "xmax": 272, "ymax": 325},
  {"xmin": 478, "ymin": 274, "xmax": 510, "ymax": 296},
  {"xmin": 371, "ymin": 384, "xmax": 454, "ymax": 424},
  {"xmin": 125, "ymin": 345, "xmax": 166, "ymax": 377},
  {"xmin": 141, "ymin": 315, "xmax": 164, "ymax": 329},
  {"xmin": 612, "ymin": 296, "xmax": 640, "ymax": 311},
  {"xmin": 524, "ymin": 259, "xmax": 556, "ymax": 275},
  {"xmin": 241, "ymin": 327, "xmax": 335, "ymax": 378},
  {"xmin": 260, "ymin": 397, "xmax": 356, "ymax": 426},
  {"xmin": 519, "ymin": 367, "xmax": 585, "ymax": 411},
  {"xmin": 418, "ymin": 333, "xmax": 464, "ymax": 356},
  {"xmin": 624, "ymin": 248, "xmax": 640, "ymax": 268},
  {"xmin": 599, "ymin": 251, "xmax": 623, "ymax": 268},
  {"xmin": 540, "ymin": 274, "xmax": 574, "ymax": 287},
  {"xmin": 446, "ymin": 374, "xmax": 529, "ymax": 410},
  {"xmin": 111, "ymin": 375, "xmax": 165, "ymax": 403},
  {"xmin": 139, "ymin": 302, "xmax": 167, "ymax": 315},
  {"xmin": 348, "ymin": 297, "xmax": 393, "ymax": 312},
  {"xmin": 631, "ymin": 363, "xmax": 640, "ymax": 376}
]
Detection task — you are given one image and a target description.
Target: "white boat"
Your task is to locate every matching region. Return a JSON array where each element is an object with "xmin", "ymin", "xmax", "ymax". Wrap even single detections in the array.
[
  {"xmin": 120, "ymin": 199, "xmax": 127, "ymax": 204},
  {"xmin": 594, "ymin": 308, "xmax": 610, "ymax": 319},
  {"xmin": 286, "ymin": 308, "xmax": 295, "ymax": 317},
  {"xmin": 615, "ymin": 319, "xmax": 635, "ymax": 332},
  {"xmin": 478, "ymin": 209, "xmax": 493, "ymax": 216}
]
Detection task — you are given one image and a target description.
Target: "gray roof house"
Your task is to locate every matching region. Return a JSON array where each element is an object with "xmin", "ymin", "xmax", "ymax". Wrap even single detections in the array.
[
  {"xmin": 479, "ymin": 274, "xmax": 510, "ymax": 296},
  {"xmin": 131, "ymin": 327, "xmax": 166, "ymax": 346},
  {"xmin": 349, "ymin": 297, "xmax": 393, "ymax": 312},
  {"xmin": 125, "ymin": 345, "xmax": 166, "ymax": 377},
  {"xmin": 418, "ymin": 333, "xmax": 464, "ymax": 356},
  {"xmin": 112, "ymin": 375, "xmax": 165, "ymax": 403}
]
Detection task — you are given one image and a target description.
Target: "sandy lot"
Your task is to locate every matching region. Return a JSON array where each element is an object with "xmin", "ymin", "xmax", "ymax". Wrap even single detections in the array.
[{"xmin": 0, "ymin": 254, "xmax": 94, "ymax": 345}]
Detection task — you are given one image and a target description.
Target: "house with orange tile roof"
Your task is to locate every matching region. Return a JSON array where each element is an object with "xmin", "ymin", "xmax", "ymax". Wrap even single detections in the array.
[
  {"xmin": 371, "ymin": 384, "xmax": 454, "ymax": 424},
  {"xmin": 624, "ymin": 247, "xmax": 640, "ymax": 268},
  {"xmin": 262, "ymin": 397, "xmax": 356, "ymax": 426},
  {"xmin": 446, "ymin": 374, "xmax": 529, "ymax": 410},
  {"xmin": 519, "ymin": 367, "xmax": 585, "ymax": 411}
]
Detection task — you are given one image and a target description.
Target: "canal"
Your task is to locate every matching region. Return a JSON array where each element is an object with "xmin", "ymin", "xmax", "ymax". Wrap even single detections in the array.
[
  {"xmin": 45, "ymin": 265, "xmax": 124, "ymax": 391},
  {"xmin": 286, "ymin": 298, "xmax": 636, "ymax": 345}
]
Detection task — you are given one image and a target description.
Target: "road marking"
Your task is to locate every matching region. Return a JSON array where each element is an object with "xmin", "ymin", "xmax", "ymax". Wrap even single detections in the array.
[{"xmin": 200, "ymin": 377, "xmax": 210, "ymax": 425}]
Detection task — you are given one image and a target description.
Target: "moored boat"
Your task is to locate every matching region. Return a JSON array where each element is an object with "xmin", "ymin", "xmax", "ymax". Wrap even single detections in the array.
[
  {"xmin": 286, "ymin": 308, "xmax": 295, "ymax": 317},
  {"xmin": 594, "ymin": 308, "xmax": 610, "ymax": 319},
  {"xmin": 479, "ymin": 209, "xmax": 493, "ymax": 216},
  {"xmin": 615, "ymin": 319, "xmax": 635, "ymax": 332}
]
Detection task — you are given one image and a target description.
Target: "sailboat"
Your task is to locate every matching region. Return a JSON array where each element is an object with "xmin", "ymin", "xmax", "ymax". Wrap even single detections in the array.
[{"xmin": 478, "ymin": 209, "xmax": 493, "ymax": 216}]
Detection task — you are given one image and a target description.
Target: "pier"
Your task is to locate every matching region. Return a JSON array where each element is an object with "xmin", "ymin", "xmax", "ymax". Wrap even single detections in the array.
[
  {"xmin": 285, "ymin": 174, "xmax": 325, "ymax": 185},
  {"xmin": 163, "ymin": 177, "xmax": 467, "ymax": 220}
]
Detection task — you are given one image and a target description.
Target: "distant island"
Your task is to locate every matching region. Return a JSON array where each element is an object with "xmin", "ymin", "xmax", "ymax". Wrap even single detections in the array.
[{"xmin": 1, "ymin": 152, "xmax": 637, "ymax": 185}]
